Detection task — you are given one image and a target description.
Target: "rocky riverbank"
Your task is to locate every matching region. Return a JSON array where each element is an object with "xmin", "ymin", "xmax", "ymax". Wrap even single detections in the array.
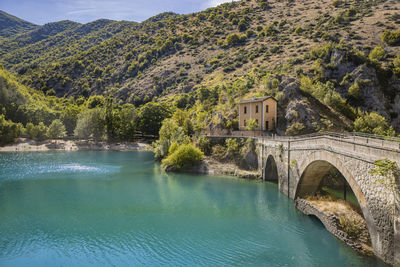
[
  {"xmin": 187, "ymin": 158, "xmax": 260, "ymax": 180},
  {"xmin": 295, "ymin": 198, "xmax": 373, "ymax": 256},
  {"xmin": 0, "ymin": 139, "xmax": 152, "ymax": 152}
]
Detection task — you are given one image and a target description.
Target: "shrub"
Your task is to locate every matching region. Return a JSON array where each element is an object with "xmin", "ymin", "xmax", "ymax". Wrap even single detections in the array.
[
  {"xmin": 294, "ymin": 26, "xmax": 304, "ymax": 35},
  {"xmin": 394, "ymin": 54, "xmax": 400, "ymax": 77},
  {"xmin": 246, "ymin": 118, "xmax": 258, "ymax": 130},
  {"xmin": 161, "ymin": 143, "xmax": 204, "ymax": 171},
  {"xmin": 224, "ymin": 33, "xmax": 247, "ymax": 46},
  {"xmin": 225, "ymin": 138, "xmax": 241, "ymax": 158},
  {"xmin": 368, "ymin": 46, "xmax": 385, "ymax": 62},
  {"xmin": 353, "ymin": 112, "xmax": 395, "ymax": 136},
  {"xmin": 46, "ymin": 119, "xmax": 66, "ymax": 139},
  {"xmin": 347, "ymin": 82, "xmax": 361, "ymax": 99},
  {"xmin": 197, "ymin": 135, "xmax": 211, "ymax": 155},
  {"xmin": 382, "ymin": 30, "xmax": 400, "ymax": 46},
  {"xmin": 285, "ymin": 122, "xmax": 306, "ymax": 136},
  {"xmin": 212, "ymin": 144, "xmax": 227, "ymax": 161}
]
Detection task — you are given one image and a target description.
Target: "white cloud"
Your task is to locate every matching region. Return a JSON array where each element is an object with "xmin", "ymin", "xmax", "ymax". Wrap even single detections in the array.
[{"xmin": 203, "ymin": 0, "xmax": 237, "ymax": 9}]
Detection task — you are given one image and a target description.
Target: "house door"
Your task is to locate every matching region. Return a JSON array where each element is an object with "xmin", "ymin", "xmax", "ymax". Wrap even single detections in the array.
[{"xmin": 265, "ymin": 120, "xmax": 269, "ymax": 131}]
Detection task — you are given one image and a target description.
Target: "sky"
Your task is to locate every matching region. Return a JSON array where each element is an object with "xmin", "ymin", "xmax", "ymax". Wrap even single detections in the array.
[{"xmin": 0, "ymin": 0, "xmax": 235, "ymax": 25}]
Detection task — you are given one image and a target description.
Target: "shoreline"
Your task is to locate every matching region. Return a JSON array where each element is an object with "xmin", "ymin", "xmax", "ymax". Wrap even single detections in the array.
[{"xmin": 0, "ymin": 139, "xmax": 152, "ymax": 152}]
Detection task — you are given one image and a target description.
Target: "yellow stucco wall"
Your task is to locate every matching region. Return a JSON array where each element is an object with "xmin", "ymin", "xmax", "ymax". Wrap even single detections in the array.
[
  {"xmin": 239, "ymin": 98, "xmax": 277, "ymax": 131},
  {"xmin": 263, "ymin": 98, "xmax": 277, "ymax": 131}
]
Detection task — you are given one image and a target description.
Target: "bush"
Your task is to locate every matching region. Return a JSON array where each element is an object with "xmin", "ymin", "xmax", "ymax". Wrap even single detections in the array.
[
  {"xmin": 368, "ymin": 46, "xmax": 385, "ymax": 62},
  {"xmin": 353, "ymin": 112, "xmax": 395, "ymax": 136},
  {"xmin": 212, "ymin": 144, "xmax": 227, "ymax": 161},
  {"xmin": 46, "ymin": 119, "xmax": 66, "ymax": 139},
  {"xmin": 225, "ymin": 138, "xmax": 241, "ymax": 158},
  {"xmin": 246, "ymin": 118, "xmax": 258, "ymax": 130},
  {"xmin": 382, "ymin": 30, "xmax": 400, "ymax": 46},
  {"xmin": 347, "ymin": 82, "xmax": 360, "ymax": 99},
  {"xmin": 224, "ymin": 33, "xmax": 247, "ymax": 46},
  {"xmin": 161, "ymin": 143, "xmax": 204, "ymax": 171},
  {"xmin": 285, "ymin": 122, "xmax": 306, "ymax": 136},
  {"xmin": 197, "ymin": 135, "xmax": 211, "ymax": 155}
]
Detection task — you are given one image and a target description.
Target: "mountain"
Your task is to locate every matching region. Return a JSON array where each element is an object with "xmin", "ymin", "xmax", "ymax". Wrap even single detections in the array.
[
  {"xmin": 0, "ymin": 10, "xmax": 38, "ymax": 37},
  {"xmin": 0, "ymin": 0, "xmax": 399, "ymax": 134}
]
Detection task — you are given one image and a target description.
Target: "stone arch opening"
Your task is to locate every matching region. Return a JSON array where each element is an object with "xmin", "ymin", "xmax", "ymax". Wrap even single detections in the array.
[
  {"xmin": 295, "ymin": 158, "xmax": 376, "ymax": 256},
  {"xmin": 264, "ymin": 155, "xmax": 278, "ymax": 182}
]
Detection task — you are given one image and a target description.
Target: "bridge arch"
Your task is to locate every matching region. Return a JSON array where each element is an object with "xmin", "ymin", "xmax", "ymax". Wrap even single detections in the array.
[
  {"xmin": 264, "ymin": 155, "xmax": 278, "ymax": 182},
  {"xmin": 294, "ymin": 151, "xmax": 378, "ymax": 255}
]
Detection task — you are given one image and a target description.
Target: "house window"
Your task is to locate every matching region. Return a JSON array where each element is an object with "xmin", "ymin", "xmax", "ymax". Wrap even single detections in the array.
[
  {"xmin": 266, "ymin": 105, "xmax": 269, "ymax": 113},
  {"xmin": 244, "ymin": 120, "xmax": 247, "ymax": 127},
  {"xmin": 256, "ymin": 105, "xmax": 259, "ymax": 113},
  {"xmin": 244, "ymin": 106, "xmax": 247, "ymax": 114}
]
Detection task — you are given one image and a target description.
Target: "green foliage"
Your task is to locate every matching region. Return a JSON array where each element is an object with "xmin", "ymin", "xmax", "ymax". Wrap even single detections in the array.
[
  {"xmin": 26, "ymin": 122, "xmax": 48, "ymax": 141},
  {"xmin": 138, "ymin": 102, "xmax": 172, "ymax": 136},
  {"xmin": 225, "ymin": 138, "xmax": 241, "ymax": 158},
  {"xmin": 382, "ymin": 30, "xmax": 400, "ymax": 46},
  {"xmin": 353, "ymin": 112, "xmax": 395, "ymax": 136},
  {"xmin": 46, "ymin": 119, "xmax": 66, "ymax": 139},
  {"xmin": 245, "ymin": 118, "xmax": 258, "ymax": 131},
  {"xmin": 161, "ymin": 143, "xmax": 204, "ymax": 171},
  {"xmin": 294, "ymin": 26, "xmax": 304, "ymax": 35},
  {"xmin": 74, "ymin": 108, "xmax": 105, "ymax": 141},
  {"xmin": 394, "ymin": 54, "xmax": 400, "ymax": 77},
  {"xmin": 300, "ymin": 76, "xmax": 356, "ymax": 119},
  {"xmin": 0, "ymin": 114, "xmax": 23, "ymax": 145},
  {"xmin": 368, "ymin": 46, "xmax": 385, "ymax": 62},
  {"xmin": 285, "ymin": 122, "xmax": 306, "ymax": 136},
  {"xmin": 197, "ymin": 135, "xmax": 211, "ymax": 156},
  {"xmin": 223, "ymin": 33, "xmax": 247, "ymax": 47},
  {"xmin": 339, "ymin": 216, "xmax": 363, "ymax": 239},
  {"xmin": 153, "ymin": 118, "xmax": 187, "ymax": 160},
  {"xmin": 87, "ymin": 95, "xmax": 105, "ymax": 109},
  {"xmin": 347, "ymin": 82, "xmax": 361, "ymax": 99}
]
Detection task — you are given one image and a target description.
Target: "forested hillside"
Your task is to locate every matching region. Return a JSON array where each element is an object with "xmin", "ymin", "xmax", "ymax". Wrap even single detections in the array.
[
  {"xmin": 0, "ymin": 0, "xmax": 399, "ymax": 144},
  {"xmin": 0, "ymin": 10, "xmax": 37, "ymax": 37}
]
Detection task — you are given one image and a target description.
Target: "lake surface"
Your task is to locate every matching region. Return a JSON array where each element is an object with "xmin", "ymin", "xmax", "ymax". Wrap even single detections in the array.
[{"xmin": 0, "ymin": 151, "xmax": 386, "ymax": 266}]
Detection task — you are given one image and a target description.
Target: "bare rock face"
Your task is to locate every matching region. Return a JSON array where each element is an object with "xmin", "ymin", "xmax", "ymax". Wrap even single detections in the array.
[{"xmin": 284, "ymin": 100, "xmax": 319, "ymax": 131}]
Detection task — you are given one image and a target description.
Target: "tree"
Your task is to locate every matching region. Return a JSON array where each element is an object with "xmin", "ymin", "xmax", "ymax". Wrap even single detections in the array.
[
  {"xmin": 26, "ymin": 122, "xmax": 47, "ymax": 141},
  {"xmin": 46, "ymin": 119, "xmax": 66, "ymax": 139},
  {"xmin": 60, "ymin": 105, "xmax": 81, "ymax": 135},
  {"xmin": 0, "ymin": 114, "xmax": 23, "ymax": 145},
  {"xmin": 74, "ymin": 113, "xmax": 91, "ymax": 139},
  {"xmin": 138, "ymin": 102, "xmax": 172, "ymax": 136},
  {"xmin": 116, "ymin": 104, "xmax": 137, "ymax": 141},
  {"xmin": 153, "ymin": 118, "xmax": 187, "ymax": 160},
  {"xmin": 246, "ymin": 118, "xmax": 258, "ymax": 131},
  {"xmin": 353, "ymin": 112, "xmax": 395, "ymax": 136},
  {"xmin": 74, "ymin": 108, "xmax": 105, "ymax": 141}
]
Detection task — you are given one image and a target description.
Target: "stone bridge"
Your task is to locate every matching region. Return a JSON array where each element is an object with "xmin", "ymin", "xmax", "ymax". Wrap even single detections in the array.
[{"xmin": 209, "ymin": 133, "xmax": 400, "ymax": 265}]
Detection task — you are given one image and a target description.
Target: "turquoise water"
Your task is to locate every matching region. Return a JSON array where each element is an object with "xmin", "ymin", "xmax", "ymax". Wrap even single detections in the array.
[{"xmin": 0, "ymin": 151, "xmax": 386, "ymax": 266}]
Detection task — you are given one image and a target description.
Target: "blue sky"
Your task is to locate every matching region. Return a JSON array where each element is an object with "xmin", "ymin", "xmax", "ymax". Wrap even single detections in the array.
[{"xmin": 0, "ymin": 0, "xmax": 235, "ymax": 25}]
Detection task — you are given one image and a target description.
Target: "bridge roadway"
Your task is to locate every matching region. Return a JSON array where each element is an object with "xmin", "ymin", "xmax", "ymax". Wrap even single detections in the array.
[{"xmin": 208, "ymin": 132, "xmax": 400, "ymax": 265}]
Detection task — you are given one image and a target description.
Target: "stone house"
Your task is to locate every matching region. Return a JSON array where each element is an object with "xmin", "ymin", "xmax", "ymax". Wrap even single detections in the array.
[{"xmin": 238, "ymin": 96, "xmax": 277, "ymax": 131}]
